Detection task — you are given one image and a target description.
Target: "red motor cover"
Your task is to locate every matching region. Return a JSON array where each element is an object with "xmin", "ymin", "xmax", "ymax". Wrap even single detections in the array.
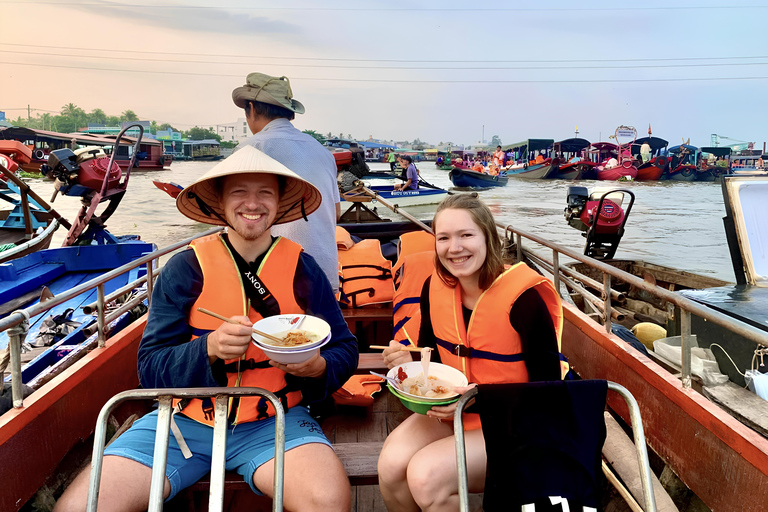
[
  {"xmin": 330, "ymin": 148, "xmax": 353, "ymax": 171},
  {"xmin": 76, "ymin": 156, "xmax": 122, "ymax": 191},
  {"xmin": 0, "ymin": 153, "xmax": 19, "ymax": 181},
  {"xmin": 579, "ymin": 198, "xmax": 625, "ymax": 234}
]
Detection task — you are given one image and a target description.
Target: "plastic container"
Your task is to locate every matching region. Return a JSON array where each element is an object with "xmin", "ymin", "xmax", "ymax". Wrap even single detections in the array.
[
  {"xmin": 251, "ymin": 314, "xmax": 331, "ymax": 351},
  {"xmin": 653, "ymin": 335, "xmax": 729, "ymax": 387},
  {"xmin": 386, "ymin": 384, "xmax": 458, "ymax": 415}
]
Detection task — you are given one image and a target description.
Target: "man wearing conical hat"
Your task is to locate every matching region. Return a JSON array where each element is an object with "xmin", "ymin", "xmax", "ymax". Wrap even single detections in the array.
[
  {"xmin": 232, "ymin": 72, "xmax": 341, "ymax": 295},
  {"xmin": 55, "ymin": 146, "xmax": 357, "ymax": 512}
]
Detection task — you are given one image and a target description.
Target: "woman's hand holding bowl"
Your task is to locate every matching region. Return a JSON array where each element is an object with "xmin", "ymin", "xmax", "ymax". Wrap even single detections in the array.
[{"xmin": 425, "ymin": 384, "xmax": 477, "ymax": 420}]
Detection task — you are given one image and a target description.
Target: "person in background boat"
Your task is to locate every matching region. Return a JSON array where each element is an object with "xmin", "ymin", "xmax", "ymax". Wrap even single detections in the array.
[
  {"xmin": 231, "ymin": 72, "xmax": 341, "ymax": 294},
  {"xmin": 605, "ymin": 156, "xmax": 619, "ymax": 169},
  {"xmin": 640, "ymin": 141, "xmax": 652, "ymax": 163},
  {"xmin": 53, "ymin": 147, "xmax": 358, "ymax": 512},
  {"xmin": 394, "ymin": 154, "xmax": 419, "ymax": 191},
  {"xmin": 757, "ymin": 156, "xmax": 765, "ymax": 170},
  {"xmin": 388, "ymin": 149, "xmax": 398, "ymax": 171},
  {"xmin": 377, "ymin": 194, "xmax": 565, "ymax": 511},
  {"xmin": 493, "ymin": 145, "xmax": 505, "ymax": 167}
]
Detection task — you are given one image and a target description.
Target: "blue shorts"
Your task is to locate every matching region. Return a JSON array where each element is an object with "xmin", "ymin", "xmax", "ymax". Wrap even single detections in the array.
[{"xmin": 104, "ymin": 406, "xmax": 330, "ymax": 499}]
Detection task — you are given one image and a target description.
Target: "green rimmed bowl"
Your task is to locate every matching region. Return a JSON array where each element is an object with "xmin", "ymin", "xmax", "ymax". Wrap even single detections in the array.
[{"xmin": 386, "ymin": 383, "xmax": 459, "ymax": 415}]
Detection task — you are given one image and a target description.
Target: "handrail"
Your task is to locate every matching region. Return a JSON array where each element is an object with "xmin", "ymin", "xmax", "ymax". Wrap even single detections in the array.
[
  {"xmin": 2, "ymin": 226, "xmax": 223, "ymax": 407},
  {"xmin": 0, "ymin": 226, "xmax": 223, "ymax": 333},
  {"xmin": 497, "ymin": 220, "xmax": 768, "ymax": 349}
]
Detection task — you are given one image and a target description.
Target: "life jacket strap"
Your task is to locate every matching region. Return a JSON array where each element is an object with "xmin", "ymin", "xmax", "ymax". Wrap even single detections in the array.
[{"xmin": 435, "ymin": 337, "xmax": 525, "ymax": 362}]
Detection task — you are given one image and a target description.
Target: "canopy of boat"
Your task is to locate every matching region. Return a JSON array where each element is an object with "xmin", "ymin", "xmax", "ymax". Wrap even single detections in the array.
[
  {"xmin": 0, "ymin": 127, "xmax": 162, "ymax": 148},
  {"xmin": 668, "ymin": 144, "xmax": 699, "ymax": 154},
  {"xmin": 634, "ymin": 137, "xmax": 669, "ymax": 151},
  {"xmin": 554, "ymin": 138, "xmax": 591, "ymax": 153},
  {"xmin": 700, "ymin": 146, "xmax": 732, "ymax": 157},
  {"xmin": 502, "ymin": 139, "xmax": 554, "ymax": 153}
]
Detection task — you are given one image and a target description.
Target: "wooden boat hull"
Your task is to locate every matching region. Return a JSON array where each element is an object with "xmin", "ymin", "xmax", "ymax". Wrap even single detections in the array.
[
  {"xmin": 596, "ymin": 165, "xmax": 638, "ymax": 181},
  {"xmin": 562, "ymin": 303, "xmax": 768, "ymax": 512},
  {"xmin": 449, "ymin": 168, "xmax": 508, "ymax": 188},
  {"xmin": 548, "ymin": 162, "xmax": 580, "ymax": 180},
  {"xmin": 667, "ymin": 165, "xmax": 697, "ymax": 181},
  {"xmin": 636, "ymin": 161, "xmax": 666, "ymax": 181},
  {"xmin": 505, "ymin": 162, "xmax": 556, "ymax": 179},
  {"xmin": 0, "ymin": 211, "xmax": 56, "ymax": 264}
]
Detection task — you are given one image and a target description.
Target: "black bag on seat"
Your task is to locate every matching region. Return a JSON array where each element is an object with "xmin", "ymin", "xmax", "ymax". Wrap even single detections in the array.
[{"xmin": 472, "ymin": 380, "xmax": 608, "ymax": 511}]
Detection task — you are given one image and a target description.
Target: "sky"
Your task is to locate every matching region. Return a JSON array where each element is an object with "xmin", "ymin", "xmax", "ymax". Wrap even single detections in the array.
[{"xmin": 2, "ymin": 0, "xmax": 768, "ymax": 148}]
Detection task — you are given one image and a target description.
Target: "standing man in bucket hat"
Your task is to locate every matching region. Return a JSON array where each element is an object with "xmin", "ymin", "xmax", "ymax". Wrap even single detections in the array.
[
  {"xmin": 54, "ymin": 146, "xmax": 357, "ymax": 512},
  {"xmin": 232, "ymin": 72, "xmax": 341, "ymax": 294}
]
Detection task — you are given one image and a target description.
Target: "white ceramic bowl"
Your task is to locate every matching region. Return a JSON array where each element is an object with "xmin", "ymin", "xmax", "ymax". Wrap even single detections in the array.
[
  {"xmin": 253, "ymin": 334, "xmax": 332, "ymax": 364},
  {"xmin": 387, "ymin": 361, "xmax": 468, "ymax": 403},
  {"xmin": 250, "ymin": 314, "xmax": 331, "ymax": 351}
]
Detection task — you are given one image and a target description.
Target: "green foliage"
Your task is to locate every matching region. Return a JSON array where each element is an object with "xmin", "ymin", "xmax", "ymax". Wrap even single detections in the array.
[
  {"xmin": 490, "ymin": 135, "xmax": 502, "ymax": 147},
  {"xmin": 121, "ymin": 110, "xmax": 139, "ymax": 122},
  {"xmin": 185, "ymin": 126, "xmax": 221, "ymax": 142},
  {"xmin": 219, "ymin": 140, "xmax": 239, "ymax": 149},
  {"xmin": 302, "ymin": 130, "xmax": 326, "ymax": 144}
]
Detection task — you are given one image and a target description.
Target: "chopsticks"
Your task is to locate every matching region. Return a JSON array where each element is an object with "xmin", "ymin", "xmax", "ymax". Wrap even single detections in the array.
[
  {"xmin": 196, "ymin": 307, "xmax": 285, "ymax": 345},
  {"xmin": 369, "ymin": 345, "xmax": 424, "ymax": 353}
]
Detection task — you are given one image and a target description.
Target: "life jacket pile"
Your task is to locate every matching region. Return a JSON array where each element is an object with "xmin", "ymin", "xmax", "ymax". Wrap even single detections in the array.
[
  {"xmin": 179, "ymin": 233, "xmax": 304, "ymax": 426},
  {"xmin": 392, "ymin": 231, "xmax": 436, "ymax": 346},
  {"xmin": 336, "ymin": 226, "xmax": 394, "ymax": 308}
]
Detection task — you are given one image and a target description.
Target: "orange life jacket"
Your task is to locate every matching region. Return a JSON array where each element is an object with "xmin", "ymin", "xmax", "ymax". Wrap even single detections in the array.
[
  {"xmin": 337, "ymin": 228, "xmax": 393, "ymax": 308},
  {"xmin": 493, "ymin": 150, "xmax": 504, "ymax": 166},
  {"xmin": 430, "ymin": 263, "xmax": 568, "ymax": 429},
  {"xmin": 396, "ymin": 230, "xmax": 435, "ymax": 259},
  {"xmin": 179, "ymin": 234, "xmax": 304, "ymax": 426},
  {"xmin": 392, "ymin": 251, "xmax": 435, "ymax": 346}
]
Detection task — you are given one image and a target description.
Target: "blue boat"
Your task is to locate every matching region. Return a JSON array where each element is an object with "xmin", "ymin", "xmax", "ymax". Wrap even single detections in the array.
[
  {"xmin": 449, "ymin": 168, "xmax": 508, "ymax": 188},
  {"xmin": 342, "ymin": 185, "xmax": 448, "ymax": 207},
  {"xmin": 0, "ymin": 241, "xmax": 156, "ymax": 386}
]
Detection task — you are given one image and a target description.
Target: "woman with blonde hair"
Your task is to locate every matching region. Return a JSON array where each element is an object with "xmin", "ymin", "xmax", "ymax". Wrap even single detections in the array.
[{"xmin": 378, "ymin": 194, "xmax": 566, "ymax": 511}]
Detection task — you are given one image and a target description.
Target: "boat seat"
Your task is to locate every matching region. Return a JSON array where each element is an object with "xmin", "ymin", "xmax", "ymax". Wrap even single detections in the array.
[
  {"xmin": 188, "ymin": 441, "xmax": 383, "ymax": 493},
  {"xmin": 342, "ymin": 306, "xmax": 394, "ymax": 323}
]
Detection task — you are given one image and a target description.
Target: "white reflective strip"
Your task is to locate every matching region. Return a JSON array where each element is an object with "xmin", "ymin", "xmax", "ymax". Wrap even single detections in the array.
[
  {"xmin": 170, "ymin": 412, "xmax": 193, "ymax": 459},
  {"xmin": 521, "ymin": 505, "xmax": 536, "ymax": 512},
  {"xmin": 549, "ymin": 496, "xmax": 570, "ymax": 512}
]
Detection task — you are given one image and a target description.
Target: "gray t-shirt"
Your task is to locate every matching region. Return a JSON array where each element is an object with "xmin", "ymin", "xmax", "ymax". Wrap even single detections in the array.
[{"xmin": 239, "ymin": 118, "xmax": 340, "ymax": 293}]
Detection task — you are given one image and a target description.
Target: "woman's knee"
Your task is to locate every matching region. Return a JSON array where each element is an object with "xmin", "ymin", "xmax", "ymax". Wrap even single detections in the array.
[{"xmin": 378, "ymin": 437, "xmax": 410, "ymax": 485}]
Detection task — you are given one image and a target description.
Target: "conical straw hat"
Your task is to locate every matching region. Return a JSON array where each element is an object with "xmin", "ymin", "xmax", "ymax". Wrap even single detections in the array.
[{"xmin": 175, "ymin": 145, "xmax": 322, "ymax": 226}]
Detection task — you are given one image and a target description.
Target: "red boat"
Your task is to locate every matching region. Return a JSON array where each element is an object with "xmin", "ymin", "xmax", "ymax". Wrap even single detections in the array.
[
  {"xmin": 0, "ymin": 127, "xmax": 171, "ymax": 173},
  {"xmin": 632, "ymin": 137, "xmax": 670, "ymax": 181}
]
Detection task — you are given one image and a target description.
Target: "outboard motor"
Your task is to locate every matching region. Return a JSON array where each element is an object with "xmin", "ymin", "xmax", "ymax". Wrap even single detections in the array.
[
  {"xmin": 44, "ymin": 147, "xmax": 122, "ymax": 199},
  {"xmin": 564, "ymin": 186, "xmax": 635, "ymax": 260}
]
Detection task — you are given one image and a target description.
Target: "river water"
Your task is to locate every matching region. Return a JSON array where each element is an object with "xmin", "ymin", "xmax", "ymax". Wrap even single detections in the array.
[{"xmin": 27, "ymin": 159, "xmax": 733, "ymax": 282}]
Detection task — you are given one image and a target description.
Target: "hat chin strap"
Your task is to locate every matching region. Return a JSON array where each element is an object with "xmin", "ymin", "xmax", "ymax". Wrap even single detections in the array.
[
  {"xmin": 272, "ymin": 197, "xmax": 307, "ymax": 225},
  {"xmin": 188, "ymin": 191, "xmax": 236, "ymax": 231}
]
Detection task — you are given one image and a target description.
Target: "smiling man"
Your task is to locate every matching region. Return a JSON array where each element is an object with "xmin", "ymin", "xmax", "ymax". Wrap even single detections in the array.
[{"xmin": 54, "ymin": 146, "xmax": 358, "ymax": 512}]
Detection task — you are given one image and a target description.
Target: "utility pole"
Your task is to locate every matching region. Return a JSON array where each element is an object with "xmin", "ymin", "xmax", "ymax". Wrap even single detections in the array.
[
  {"xmin": 27, "ymin": 105, "xmax": 31, "ymax": 123},
  {"xmin": 482, "ymin": 125, "xmax": 485, "ymax": 144}
]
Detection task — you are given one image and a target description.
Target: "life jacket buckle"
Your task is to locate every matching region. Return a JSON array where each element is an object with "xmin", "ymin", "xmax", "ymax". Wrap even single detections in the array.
[{"xmin": 453, "ymin": 344, "xmax": 472, "ymax": 358}]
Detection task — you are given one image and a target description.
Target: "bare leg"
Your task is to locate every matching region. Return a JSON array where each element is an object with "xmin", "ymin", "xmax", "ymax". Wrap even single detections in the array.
[
  {"xmin": 378, "ymin": 414, "xmax": 453, "ymax": 512},
  {"xmin": 53, "ymin": 455, "xmax": 169, "ymax": 512},
  {"xmin": 254, "ymin": 443, "xmax": 351, "ymax": 512},
  {"xmin": 407, "ymin": 429, "xmax": 487, "ymax": 512}
]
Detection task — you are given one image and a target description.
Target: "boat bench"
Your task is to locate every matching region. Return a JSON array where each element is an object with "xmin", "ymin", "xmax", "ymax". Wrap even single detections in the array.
[
  {"xmin": 188, "ymin": 441, "xmax": 383, "ymax": 492},
  {"xmin": 342, "ymin": 306, "xmax": 394, "ymax": 355}
]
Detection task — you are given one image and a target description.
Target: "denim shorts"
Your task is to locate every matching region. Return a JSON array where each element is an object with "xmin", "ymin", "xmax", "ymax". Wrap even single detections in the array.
[{"xmin": 104, "ymin": 406, "xmax": 330, "ymax": 499}]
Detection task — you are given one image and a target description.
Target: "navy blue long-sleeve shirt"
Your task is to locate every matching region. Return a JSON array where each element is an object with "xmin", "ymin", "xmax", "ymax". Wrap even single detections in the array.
[{"xmin": 137, "ymin": 244, "xmax": 358, "ymax": 405}]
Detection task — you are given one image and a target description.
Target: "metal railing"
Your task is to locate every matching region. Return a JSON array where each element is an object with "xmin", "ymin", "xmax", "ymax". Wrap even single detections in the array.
[
  {"xmin": 1, "ymin": 226, "xmax": 223, "ymax": 408},
  {"xmin": 498, "ymin": 221, "xmax": 768, "ymax": 388},
  {"xmin": 86, "ymin": 387, "xmax": 285, "ymax": 512},
  {"xmin": 454, "ymin": 382, "xmax": 657, "ymax": 512}
]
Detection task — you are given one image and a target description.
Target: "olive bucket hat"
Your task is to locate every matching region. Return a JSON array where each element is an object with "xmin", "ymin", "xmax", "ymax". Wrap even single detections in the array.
[
  {"xmin": 176, "ymin": 145, "xmax": 321, "ymax": 226},
  {"xmin": 232, "ymin": 73, "xmax": 306, "ymax": 114}
]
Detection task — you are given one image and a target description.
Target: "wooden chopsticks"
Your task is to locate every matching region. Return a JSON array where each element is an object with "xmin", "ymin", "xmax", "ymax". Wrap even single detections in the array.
[
  {"xmin": 369, "ymin": 345, "xmax": 424, "ymax": 353},
  {"xmin": 196, "ymin": 307, "xmax": 285, "ymax": 345}
]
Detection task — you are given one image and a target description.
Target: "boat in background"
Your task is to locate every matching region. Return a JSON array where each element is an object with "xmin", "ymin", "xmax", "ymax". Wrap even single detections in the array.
[
  {"xmin": 696, "ymin": 147, "xmax": 732, "ymax": 181},
  {"xmin": 502, "ymin": 139, "xmax": 559, "ymax": 179},
  {"xmin": 448, "ymin": 167, "xmax": 508, "ymax": 188},
  {"xmin": 632, "ymin": 137, "xmax": 669, "ymax": 181},
  {"xmin": 0, "ymin": 127, "xmax": 171, "ymax": 173},
  {"xmin": 342, "ymin": 184, "xmax": 447, "ymax": 207},
  {"xmin": 729, "ymin": 153, "xmax": 768, "ymax": 176},
  {"xmin": 666, "ymin": 144, "xmax": 700, "ymax": 181},
  {"xmin": 550, "ymin": 138, "xmax": 593, "ymax": 179},
  {"xmin": 587, "ymin": 142, "xmax": 638, "ymax": 181}
]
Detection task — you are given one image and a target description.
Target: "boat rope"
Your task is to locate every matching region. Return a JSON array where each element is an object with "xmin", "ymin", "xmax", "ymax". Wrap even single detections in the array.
[{"xmin": 709, "ymin": 343, "xmax": 746, "ymax": 377}]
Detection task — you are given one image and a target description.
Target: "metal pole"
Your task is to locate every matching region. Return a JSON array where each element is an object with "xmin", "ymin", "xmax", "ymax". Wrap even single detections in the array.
[
  {"xmin": 97, "ymin": 284, "xmax": 106, "ymax": 348},
  {"xmin": 145, "ymin": 260, "xmax": 154, "ymax": 308},
  {"xmin": 454, "ymin": 386, "xmax": 478, "ymax": 512},
  {"xmin": 681, "ymin": 310, "xmax": 692, "ymax": 388},
  {"xmin": 516, "ymin": 233, "xmax": 522, "ymax": 263},
  {"xmin": 148, "ymin": 396, "xmax": 173, "ymax": 511},
  {"xmin": 209, "ymin": 395, "xmax": 229, "ymax": 511},
  {"xmin": 7, "ymin": 310, "xmax": 29, "ymax": 408},
  {"xmin": 552, "ymin": 250, "xmax": 561, "ymax": 298},
  {"xmin": 603, "ymin": 273, "xmax": 612, "ymax": 334}
]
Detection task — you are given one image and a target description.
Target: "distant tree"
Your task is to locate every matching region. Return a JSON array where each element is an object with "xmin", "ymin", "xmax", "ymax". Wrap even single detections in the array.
[
  {"xmin": 106, "ymin": 115, "xmax": 121, "ymax": 126},
  {"xmin": 186, "ymin": 126, "xmax": 221, "ymax": 142},
  {"xmin": 150, "ymin": 120, "xmax": 158, "ymax": 135},
  {"xmin": 157, "ymin": 123, "xmax": 180, "ymax": 133},
  {"xmin": 490, "ymin": 135, "xmax": 502, "ymax": 147},
  {"xmin": 89, "ymin": 108, "xmax": 107, "ymax": 124},
  {"xmin": 59, "ymin": 103, "xmax": 86, "ymax": 132},
  {"xmin": 220, "ymin": 140, "xmax": 239, "ymax": 149},
  {"xmin": 327, "ymin": 131, "xmax": 333, "ymax": 138},
  {"xmin": 302, "ymin": 130, "xmax": 326, "ymax": 144},
  {"xmin": 121, "ymin": 110, "xmax": 139, "ymax": 122}
]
